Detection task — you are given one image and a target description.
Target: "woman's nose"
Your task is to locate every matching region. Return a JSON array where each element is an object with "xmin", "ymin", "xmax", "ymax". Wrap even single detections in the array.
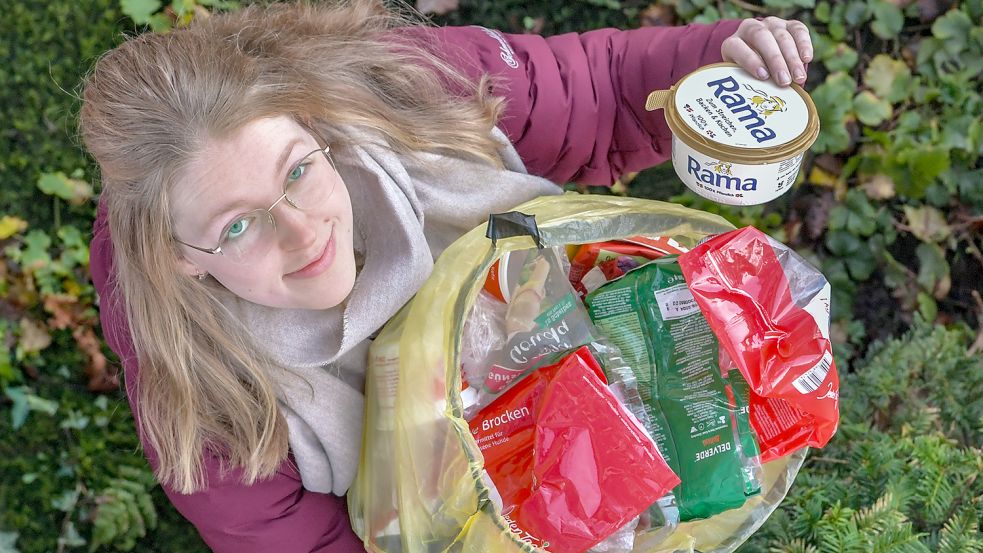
[{"xmin": 273, "ymin": 203, "xmax": 317, "ymax": 251}]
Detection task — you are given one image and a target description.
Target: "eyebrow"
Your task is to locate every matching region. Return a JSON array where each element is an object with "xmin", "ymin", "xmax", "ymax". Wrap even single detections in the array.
[
  {"xmin": 274, "ymin": 137, "xmax": 305, "ymax": 182},
  {"xmin": 200, "ymin": 137, "xmax": 306, "ymax": 226}
]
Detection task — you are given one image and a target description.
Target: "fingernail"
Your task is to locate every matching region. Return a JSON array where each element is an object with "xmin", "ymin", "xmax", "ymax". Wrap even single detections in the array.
[
  {"xmin": 778, "ymin": 70, "xmax": 791, "ymax": 85},
  {"xmin": 756, "ymin": 67, "xmax": 769, "ymax": 79},
  {"xmin": 794, "ymin": 69, "xmax": 806, "ymax": 82}
]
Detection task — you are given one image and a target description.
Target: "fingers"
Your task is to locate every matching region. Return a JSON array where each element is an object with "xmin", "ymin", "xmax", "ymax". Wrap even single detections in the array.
[
  {"xmin": 721, "ymin": 36, "xmax": 768, "ymax": 79},
  {"xmin": 747, "ymin": 19, "xmax": 792, "ymax": 86},
  {"xmin": 725, "ymin": 17, "xmax": 814, "ymax": 87},
  {"xmin": 787, "ymin": 20, "xmax": 813, "ymax": 63}
]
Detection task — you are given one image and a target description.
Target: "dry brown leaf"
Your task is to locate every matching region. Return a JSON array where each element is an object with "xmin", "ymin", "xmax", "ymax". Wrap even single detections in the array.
[
  {"xmin": 18, "ymin": 317, "xmax": 52, "ymax": 354},
  {"xmin": 862, "ymin": 174, "xmax": 896, "ymax": 200},
  {"xmin": 43, "ymin": 294, "xmax": 81, "ymax": 330},
  {"xmin": 904, "ymin": 205, "xmax": 951, "ymax": 243},
  {"xmin": 804, "ymin": 190, "xmax": 836, "ymax": 241},
  {"xmin": 416, "ymin": 0, "xmax": 458, "ymax": 15},
  {"xmin": 74, "ymin": 326, "xmax": 117, "ymax": 392},
  {"xmin": 639, "ymin": 3, "xmax": 677, "ymax": 27}
]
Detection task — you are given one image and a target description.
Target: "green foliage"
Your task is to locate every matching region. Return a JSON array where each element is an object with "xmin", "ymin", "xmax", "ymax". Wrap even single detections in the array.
[
  {"xmin": 89, "ymin": 466, "xmax": 160, "ymax": 551},
  {"xmin": 119, "ymin": 0, "xmax": 240, "ymax": 32},
  {"xmin": 0, "ymin": 0, "xmax": 120, "ymax": 232},
  {"xmin": 741, "ymin": 321, "xmax": 983, "ymax": 552},
  {"xmin": 1, "ymin": 0, "xmax": 980, "ymax": 550},
  {"xmin": 656, "ymin": 0, "xmax": 983, "ymax": 355}
]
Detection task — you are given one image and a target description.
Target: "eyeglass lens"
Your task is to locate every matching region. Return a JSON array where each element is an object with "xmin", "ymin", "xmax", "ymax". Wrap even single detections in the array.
[{"xmin": 216, "ymin": 148, "xmax": 337, "ymax": 263}]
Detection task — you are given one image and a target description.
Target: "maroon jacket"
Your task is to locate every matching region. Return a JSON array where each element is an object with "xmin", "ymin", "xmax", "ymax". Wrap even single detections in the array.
[{"xmin": 89, "ymin": 21, "xmax": 740, "ymax": 552}]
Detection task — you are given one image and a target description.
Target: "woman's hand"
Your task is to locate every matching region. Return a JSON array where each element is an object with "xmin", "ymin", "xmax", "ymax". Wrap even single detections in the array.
[{"xmin": 721, "ymin": 17, "xmax": 813, "ymax": 87}]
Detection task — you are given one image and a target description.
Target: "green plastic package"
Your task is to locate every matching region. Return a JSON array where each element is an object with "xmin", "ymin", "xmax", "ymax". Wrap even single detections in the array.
[{"xmin": 585, "ymin": 257, "xmax": 759, "ymax": 521}]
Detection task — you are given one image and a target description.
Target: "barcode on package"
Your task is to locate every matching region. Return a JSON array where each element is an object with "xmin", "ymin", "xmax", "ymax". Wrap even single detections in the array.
[{"xmin": 792, "ymin": 351, "xmax": 833, "ymax": 394}]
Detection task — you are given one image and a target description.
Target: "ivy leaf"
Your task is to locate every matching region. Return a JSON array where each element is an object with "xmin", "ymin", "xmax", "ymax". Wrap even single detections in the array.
[
  {"xmin": 847, "ymin": 253, "xmax": 877, "ymax": 281},
  {"xmin": 854, "ymin": 91, "xmax": 893, "ymax": 126},
  {"xmin": 19, "ymin": 230, "xmax": 52, "ymax": 272},
  {"xmin": 870, "ymin": 1, "xmax": 905, "ymax": 40},
  {"xmin": 941, "ymin": 115, "xmax": 980, "ymax": 153},
  {"xmin": 0, "ymin": 216, "xmax": 28, "ymax": 239},
  {"xmin": 811, "ymin": 72, "xmax": 857, "ymax": 154},
  {"xmin": 880, "ymin": 250, "xmax": 911, "ymax": 290},
  {"xmin": 815, "ymin": 1, "xmax": 831, "ymax": 22},
  {"xmin": 827, "ymin": 2, "xmax": 848, "ymax": 40},
  {"xmin": 894, "ymin": 146, "xmax": 951, "ymax": 199},
  {"xmin": 826, "ymin": 229, "xmax": 862, "ymax": 256},
  {"xmin": 932, "ymin": 9, "xmax": 973, "ymax": 54},
  {"xmin": 844, "ymin": 0, "xmax": 871, "ymax": 26},
  {"xmin": 36, "ymin": 172, "xmax": 93, "ymax": 205},
  {"xmin": 824, "ymin": 43, "xmax": 859, "ymax": 72},
  {"xmin": 57, "ymin": 226, "xmax": 89, "ymax": 269},
  {"xmin": 917, "ymin": 292, "xmax": 938, "ymax": 322},
  {"xmin": 903, "ymin": 205, "xmax": 951, "ymax": 243},
  {"xmin": 916, "ymin": 241, "xmax": 951, "ymax": 299},
  {"xmin": 120, "ymin": 0, "xmax": 162, "ymax": 24},
  {"xmin": 864, "ymin": 55, "xmax": 912, "ymax": 103}
]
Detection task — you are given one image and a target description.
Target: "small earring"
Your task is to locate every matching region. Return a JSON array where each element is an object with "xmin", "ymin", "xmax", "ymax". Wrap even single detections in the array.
[{"xmin": 196, "ymin": 271, "xmax": 207, "ymax": 281}]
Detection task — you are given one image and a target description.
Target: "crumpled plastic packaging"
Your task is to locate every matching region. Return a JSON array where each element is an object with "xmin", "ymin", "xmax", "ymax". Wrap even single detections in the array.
[
  {"xmin": 348, "ymin": 194, "xmax": 809, "ymax": 553},
  {"xmin": 469, "ymin": 346, "xmax": 680, "ymax": 552},
  {"xmin": 678, "ymin": 226, "xmax": 839, "ymax": 462}
]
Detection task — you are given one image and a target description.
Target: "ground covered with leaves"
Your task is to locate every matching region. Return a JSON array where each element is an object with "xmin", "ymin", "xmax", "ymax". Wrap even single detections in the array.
[{"xmin": 1, "ymin": 0, "xmax": 980, "ymax": 551}]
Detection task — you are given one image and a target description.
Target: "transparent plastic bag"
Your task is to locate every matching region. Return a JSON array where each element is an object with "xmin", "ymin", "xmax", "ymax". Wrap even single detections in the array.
[{"xmin": 349, "ymin": 194, "xmax": 807, "ymax": 553}]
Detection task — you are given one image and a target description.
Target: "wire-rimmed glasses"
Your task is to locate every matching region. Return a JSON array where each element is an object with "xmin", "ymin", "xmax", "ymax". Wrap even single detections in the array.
[{"xmin": 174, "ymin": 137, "xmax": 338, "ymax": 265}]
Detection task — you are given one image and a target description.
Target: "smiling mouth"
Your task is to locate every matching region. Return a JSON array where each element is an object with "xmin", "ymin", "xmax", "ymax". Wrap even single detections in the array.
[{"xmin": 286, "ymin": 227, "xmax": 335, "ymax": 278}]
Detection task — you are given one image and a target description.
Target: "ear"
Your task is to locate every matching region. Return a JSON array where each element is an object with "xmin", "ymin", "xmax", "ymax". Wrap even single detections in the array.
[{"xmin": 175, "ymin": 253, "xmax": 203, "ymax": 278}]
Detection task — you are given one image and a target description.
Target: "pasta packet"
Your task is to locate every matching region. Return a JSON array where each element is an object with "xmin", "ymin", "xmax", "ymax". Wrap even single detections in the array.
[
  {"xmin": 585, "ymin": 257, "xmax": 761, "ymax": 521},
  {"xmin": 469, "ymin": 346, "xmax": 680, "ymax": 553},
  {"xmin": 461, "ymin": 247, "xmax": 601, "ymax": 418},
  {"xmin": 678, "ymin": 227, "xmax": 840, "ymax": 462}
]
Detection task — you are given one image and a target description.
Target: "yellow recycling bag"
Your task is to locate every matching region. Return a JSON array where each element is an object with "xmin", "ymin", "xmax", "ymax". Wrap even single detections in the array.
[{"xmin": 348, "ymin": 194, "xmax": 806, "ymax": 553}]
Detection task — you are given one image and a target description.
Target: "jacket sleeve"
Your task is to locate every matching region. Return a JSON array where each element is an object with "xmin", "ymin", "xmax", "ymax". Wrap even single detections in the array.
[
  {"xmin": 424, "ymin": 21, "xmax": 742, "ymax": 185},
  {"xmin": 89, "ymin": 201, "xmax": 365, "ymax": 553}
]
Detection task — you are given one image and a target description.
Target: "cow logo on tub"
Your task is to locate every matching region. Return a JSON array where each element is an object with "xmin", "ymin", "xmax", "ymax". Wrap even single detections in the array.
[
  {"xmin": 705, "ymin": 160, "xmax": 734, "ymax": 176},
  {"xmin": 743, "ymin": 83, "xmax": 788, "ymax": 118},
  {"xmin": 705, "ymin": 75, "xmax": 789, "ymax": 143},
  {"xmin": 688, "ymin": 157, "xmax": 757, "ymax": 192}
]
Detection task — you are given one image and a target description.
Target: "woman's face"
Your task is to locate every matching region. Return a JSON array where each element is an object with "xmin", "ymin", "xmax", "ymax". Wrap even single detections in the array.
[{"xmin": 171, "ymin": 116, "xmax": 357, "ymax": 310}]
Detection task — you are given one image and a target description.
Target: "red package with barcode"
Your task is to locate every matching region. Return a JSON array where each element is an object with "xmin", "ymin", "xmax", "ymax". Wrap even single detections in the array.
[
  {"xmin": 678, "ymin": 227, "xmax": 839, "ymax": 461},
  {"xmin": 469, "ymin": 346, "xmax": 680, "ymax": 552}
]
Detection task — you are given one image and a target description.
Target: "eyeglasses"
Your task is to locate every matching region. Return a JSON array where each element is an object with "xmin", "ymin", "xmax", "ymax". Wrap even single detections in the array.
[{"xmin": 175, "ymin": 138, "xmax": 338, "ymax": 265}]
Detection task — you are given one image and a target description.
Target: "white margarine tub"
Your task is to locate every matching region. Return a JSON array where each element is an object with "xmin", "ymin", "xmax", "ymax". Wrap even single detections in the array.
[{"xmin": 646, "ymin": 62, "xmax": 820, "ymax": 206}]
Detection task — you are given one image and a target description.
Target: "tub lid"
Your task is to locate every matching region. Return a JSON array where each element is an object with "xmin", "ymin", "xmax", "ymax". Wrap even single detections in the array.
[{"xmin": 672, "ymin": 64, "xmax": 812, "ymax": 150}]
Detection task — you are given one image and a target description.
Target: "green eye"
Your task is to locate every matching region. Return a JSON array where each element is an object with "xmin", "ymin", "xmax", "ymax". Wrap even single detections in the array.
[
  {"xmin": 288, "ymin": 161, "xmax": 310, "ymax": 182},
  {"xmin": 225, "ymin": 218, "xmax": 250, "ymax": 240}
]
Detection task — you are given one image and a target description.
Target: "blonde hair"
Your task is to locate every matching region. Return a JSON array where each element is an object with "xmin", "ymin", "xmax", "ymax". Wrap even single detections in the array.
[{"xmin": 80, "ymin": 0, "xmax": 505, "ymax": 493}]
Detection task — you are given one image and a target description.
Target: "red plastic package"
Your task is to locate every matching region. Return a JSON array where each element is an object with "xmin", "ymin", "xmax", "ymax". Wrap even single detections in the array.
[
  {"xmin": 678, "ymin": 227, "xmax": 839, "ymax": 462},
  {"xmin": 469, "ymin": 347, "xmax": 680, "ymax": 552},
  {"xmin": 568, "ymin": 236, "xmax": 686, "ymax": 297}
]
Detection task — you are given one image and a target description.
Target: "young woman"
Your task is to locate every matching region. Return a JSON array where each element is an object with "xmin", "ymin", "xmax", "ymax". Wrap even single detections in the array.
[{"xmin": 82, "ymin": 1, "xmax": 813, "ymax": 550}]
